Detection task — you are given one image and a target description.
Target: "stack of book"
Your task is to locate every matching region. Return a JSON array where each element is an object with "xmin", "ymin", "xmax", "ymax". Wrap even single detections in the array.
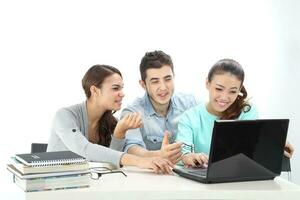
[{"xmin": 7, "ymin": 151, "xmax": 90, "ymax": 192}]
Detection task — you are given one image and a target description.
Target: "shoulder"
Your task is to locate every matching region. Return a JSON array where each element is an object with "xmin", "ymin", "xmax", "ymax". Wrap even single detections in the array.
[
  {"xmin": 51, "ymin": 103, "xmax": 82, "ymax": 130},
  {"xmin": 172, "ymin": 92, "xmax": 197, "ymax": 111},
  {"xmin": 121, "ymin": 96, "xmax": 146, "ymax": 115},
  {"xmin": 55, "ymin": 102, "xmax": 85, "ymax": 121},
  {"xmin": 179, "ymin": 103, "xmax": 203, "ymax": 122}
]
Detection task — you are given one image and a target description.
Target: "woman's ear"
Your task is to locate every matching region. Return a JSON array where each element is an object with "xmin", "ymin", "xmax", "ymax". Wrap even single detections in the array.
[
  {"xmin": 205, "ymin": 78, "xmax": 209, "ymax": 89},
  {"xmin": 90, "ymin": 85, "xmax": 100, "ymax": 97},
  {"xmin": 139, "ymin": 80, "xmax": 146, "ymax": 90},
  {"xmin": 238, "ymin": 85, "xmax": 243, "ymax": 96}
]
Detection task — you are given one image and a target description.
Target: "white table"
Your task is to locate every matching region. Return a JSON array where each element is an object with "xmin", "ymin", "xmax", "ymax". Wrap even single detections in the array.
[{"xmin": 9, "ymin": 167, "xmax": 300, "ymax": 199}]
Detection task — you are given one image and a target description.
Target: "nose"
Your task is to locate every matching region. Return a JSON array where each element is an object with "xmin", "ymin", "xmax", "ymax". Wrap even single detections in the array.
[
  {"xmin": 219, "ymin": 91, "xmax": 229, "ymax": 101},
  {"xmin": 119, "ymin": 90, "xmax": 125, "ymax": 97},
  {"xmin": 159, "ymin": 81, "xmax": 167, "ymax": 90}
]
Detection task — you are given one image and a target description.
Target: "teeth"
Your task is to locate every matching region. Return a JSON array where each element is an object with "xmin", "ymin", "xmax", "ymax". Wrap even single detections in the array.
[
  {"xmin": 159, "ymin": 93, "xmax": 167, "ymax": 97},
  {"xmin": 217, "ymin": 101, "xmax": 228, "ymax": 107}
]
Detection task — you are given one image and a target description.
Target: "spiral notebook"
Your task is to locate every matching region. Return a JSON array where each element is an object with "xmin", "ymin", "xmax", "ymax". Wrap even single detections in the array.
[{"xmin": 15, "ymin": 151, "xmax": 87, "ymax": 167}]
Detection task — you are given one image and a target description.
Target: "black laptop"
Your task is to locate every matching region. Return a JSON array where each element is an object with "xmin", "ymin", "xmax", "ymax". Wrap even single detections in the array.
[{"xmin": 173, "ymin": 119, "xmax": 289, "ymax": 183}]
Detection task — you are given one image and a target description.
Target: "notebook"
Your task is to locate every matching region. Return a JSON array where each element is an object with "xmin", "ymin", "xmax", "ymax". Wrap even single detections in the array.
[
  {"xmin": 9, "ymin": 157, "xmax": 89, "ymax": 174},
  {"xmin": 15, "ymin": 151, "xmax": 86, "ymax": 167},
  {"xmin": 7, "ymin": 164, "xmax": 90, "ymax": 179},
  {"xmin": 173, "ymin": 119, "xmax": 289, "ymax": 183}
]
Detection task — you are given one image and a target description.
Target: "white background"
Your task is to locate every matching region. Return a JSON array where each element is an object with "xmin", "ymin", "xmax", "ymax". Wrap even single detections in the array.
[{"xmin": 0, "ymin": 0, "xmax": 299, "ymax": 194}]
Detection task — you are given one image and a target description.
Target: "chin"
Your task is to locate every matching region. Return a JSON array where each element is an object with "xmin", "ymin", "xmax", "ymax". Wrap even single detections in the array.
[
  {"xmin": 213, "ymin": 105, "xmax": 229, "ymax": 113},
  {"xmin": 109, "ymin": 105, "xmax": 121, "ymax": 111},
  {"xmin": 157, "ymin": 97, "xmax": 171, "ymax": 105},
  {"xmin": 114, "ymin": 106, "xmax": 121, "ymax": 111},
  {"xmin": 158, "ymin": 100, "xmax": 170, "ymax": 106}
]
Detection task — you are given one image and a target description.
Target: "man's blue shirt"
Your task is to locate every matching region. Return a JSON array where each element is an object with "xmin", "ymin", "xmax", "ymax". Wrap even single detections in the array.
[{"xmin": 121, "ymin": 93, "xmax": 197, "ymax": 152}]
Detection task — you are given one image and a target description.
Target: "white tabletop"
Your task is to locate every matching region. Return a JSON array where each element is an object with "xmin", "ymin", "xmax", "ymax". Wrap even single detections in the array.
[{"xmin": 17, "ymin": 166, "xmax": 300, "ymax": 200}]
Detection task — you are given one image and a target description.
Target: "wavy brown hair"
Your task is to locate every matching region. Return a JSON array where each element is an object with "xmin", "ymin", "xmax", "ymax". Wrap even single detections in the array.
[
  {"xmin": 208, "ymin": 59, "xmax": 251, "ymax": 120},
  {"xmin": 82, "ymin": 65, "xmax": 122, "ymax": 147}
]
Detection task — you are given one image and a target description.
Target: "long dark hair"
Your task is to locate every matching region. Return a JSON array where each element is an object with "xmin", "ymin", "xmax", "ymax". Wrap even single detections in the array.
[
  {"xmin": 82, "ymin": 64, "xmax": 122, "ymax": 147},
  {"xmin": 208, "ymin": 59, "xmax": 251, "ymax": 119}
]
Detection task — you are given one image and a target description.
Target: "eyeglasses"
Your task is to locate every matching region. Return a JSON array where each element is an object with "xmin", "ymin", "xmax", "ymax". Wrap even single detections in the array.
[
  {"xmin": 182, "ymin": 142, "xmax": 194, "ymax": 153},
  {"xmin": 89, "ymin": 167, "xmax": 127, "ymax": 180}
]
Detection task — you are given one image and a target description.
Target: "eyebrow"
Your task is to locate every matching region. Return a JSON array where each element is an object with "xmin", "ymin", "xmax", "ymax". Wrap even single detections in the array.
[
  {"xmin": 149, "ymin": 75, "xmax": 173, "ymax": 82},
  {"xmin": 216, "ymin": 84, "xmax": 238, "ymax": 90},
  {"xmin": 112, "ymin": 84, "xmax": 123, "ymax": 87},
  {"xmin": 149, "ymin": 78, "xmax": 159, "ymax": 82}
]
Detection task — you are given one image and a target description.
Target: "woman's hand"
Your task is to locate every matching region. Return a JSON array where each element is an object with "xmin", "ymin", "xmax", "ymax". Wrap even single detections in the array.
[
  {"xmin": 284, "ymin": 141, "xmax": 294, "ymax": 158},
  {"xmin": 182, "ymin": 153, "xmax": 209, "ymax": 168},
  {"xmin": 120, "ymin": 154, "xmax": 173, "ymax": 174},
  {"xmin": 114, "ymin": 113, "xmax": 142, "ymax": 139},
  {"xmin": 136, "ymin": 156, "xmax": 174, "ymax": 174}
]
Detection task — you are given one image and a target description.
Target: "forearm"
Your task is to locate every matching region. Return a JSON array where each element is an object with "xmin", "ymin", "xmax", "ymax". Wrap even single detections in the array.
[
  {"xmin": 110, "ymin": 136, "xmax": 125, "ymax": 151},
  {"xmin": 128, "ymin": 145, "xmax": 161, "ymax": 157},
  {"xmin": 120, "ymin": 153, "xmax": 142, "ymax": 167},
  {"xmin": 113, "ymin": 125, "xmax": 126, "ymax": 139}
]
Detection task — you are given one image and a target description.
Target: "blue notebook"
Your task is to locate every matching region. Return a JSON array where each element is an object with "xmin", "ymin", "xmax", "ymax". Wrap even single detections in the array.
[{"xmin": 15, "ymin": 151, "xmax": 86, "ymax": 167}]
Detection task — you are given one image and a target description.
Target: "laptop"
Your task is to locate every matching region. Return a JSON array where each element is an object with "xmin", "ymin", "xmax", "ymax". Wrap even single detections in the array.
[{"xmin": 173, "ymin": 119, "xmax": 289, "ymax": 183}]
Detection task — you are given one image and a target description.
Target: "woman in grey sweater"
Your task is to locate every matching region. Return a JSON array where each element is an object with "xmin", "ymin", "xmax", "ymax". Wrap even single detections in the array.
[{"xmin": 47, "ymin": 65, "xmax": 173, "ymax": 173}]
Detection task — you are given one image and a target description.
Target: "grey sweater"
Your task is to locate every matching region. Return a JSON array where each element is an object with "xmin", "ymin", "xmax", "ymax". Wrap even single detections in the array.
[{"xmin": 47, "ymin": 102, "xmax": 126, "ymax": 168}]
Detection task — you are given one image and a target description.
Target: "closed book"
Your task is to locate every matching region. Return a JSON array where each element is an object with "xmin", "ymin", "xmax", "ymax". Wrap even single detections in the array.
[
  {"xmin": 15, "ymin": 151, "xmax": 86, "ymax": 167},
  {"xmin": 10, "ymin": 157, "xmax": 89, "ymax": 174},
  {"xmin": 13, "ymin": 173, "xmax": 90, "ymax": 192},
  {"xmin": 7, "ymin": 164, "xmax": 90, "ymax": 179}
]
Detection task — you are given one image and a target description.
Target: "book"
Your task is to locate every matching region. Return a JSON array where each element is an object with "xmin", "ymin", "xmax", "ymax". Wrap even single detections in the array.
[
  {"xmin": 89, "ymin": 161, "xmax": 115, "ymax": 170},
  {"xmin": 13, "ymin": 173, "xmax": 90, "ymax": 192},
  {"xmin": 15, "ymin": 151, "xmax": 86, "ymax": 167},
  {"xmin": 7, "ymin": 164, "xmax": 90, "ymax": 179},
  {"xmin": 10, "ymin": 157, "xmax": 89, "ymax": 174}
]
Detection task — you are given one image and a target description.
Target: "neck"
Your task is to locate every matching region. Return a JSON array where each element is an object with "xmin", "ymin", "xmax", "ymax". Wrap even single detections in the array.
[
  {"xmin": 206, "ymin": 102, "xmax": 222, "ymax": 117},
  {"xmin": 86, "ymin": 99, "xmax": 106, "ymax": 126},
  {"xmin": 149, "ymin": 97, "xmax": 170, "ymax": 117}
]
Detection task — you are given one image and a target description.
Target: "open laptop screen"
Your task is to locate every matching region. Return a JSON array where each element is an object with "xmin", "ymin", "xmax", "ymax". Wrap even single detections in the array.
[{"xmin": 207, "ymin": 119, "xmax": 289, "ymax": 181}]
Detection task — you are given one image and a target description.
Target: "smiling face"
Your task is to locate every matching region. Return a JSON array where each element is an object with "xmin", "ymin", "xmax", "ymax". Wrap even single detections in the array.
[
  {"xmin": 140, "ymin": 65, "xmax": 174, "ymax": 108},
  {"xmin": 95, "ymin": 73, "xmax": 125, "ymax": 111},
  {"xmin": 206, "ymin": 72, "xmax": 242, "ymax": 116}
]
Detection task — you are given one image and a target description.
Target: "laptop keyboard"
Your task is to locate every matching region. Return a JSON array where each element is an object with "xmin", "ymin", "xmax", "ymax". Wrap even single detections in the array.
[{"xmin": 186, "ymin": 168, "xmax": 207, "ymax": 177}]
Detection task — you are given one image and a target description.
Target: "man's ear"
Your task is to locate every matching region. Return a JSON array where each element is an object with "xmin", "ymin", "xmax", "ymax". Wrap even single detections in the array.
[
  {"xmin": 139, "ymin": 80, "xmax": 146, "ymax": 90},
  {"xmin": 205, "ymin": 78, "xmax": 209, "ymax": 89},
  {"xmin": 90, "ymin": 85, "xmax": 100, "ymax": 97}
]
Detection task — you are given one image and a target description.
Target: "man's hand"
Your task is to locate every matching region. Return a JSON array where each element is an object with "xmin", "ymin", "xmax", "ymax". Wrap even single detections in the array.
[
  {"xmin": 159, "ymin": 131, "xmax": 182, "ymax": 164},
  {"xmin": 182, "ymin": 153, "xmax": 209, "ymax": 168},
  {"xmin": 114, "ymin": 113, "xmax": 142, "ymax": 139}
]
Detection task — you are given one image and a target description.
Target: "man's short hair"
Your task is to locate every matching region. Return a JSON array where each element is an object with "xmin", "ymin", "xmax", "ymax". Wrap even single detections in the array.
[{"xmin": 139, "ymin": 50, "xmax": 174, "ymax": 81}]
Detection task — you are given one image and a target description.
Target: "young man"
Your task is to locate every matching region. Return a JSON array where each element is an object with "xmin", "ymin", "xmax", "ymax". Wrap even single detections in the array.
[
  {"xmin": 114, "ymin": 50, "xmax": 197, "ymax": 163},
  {"xmin": 110, "ymin": 51, "xmax": 294, "ymax": 164}
]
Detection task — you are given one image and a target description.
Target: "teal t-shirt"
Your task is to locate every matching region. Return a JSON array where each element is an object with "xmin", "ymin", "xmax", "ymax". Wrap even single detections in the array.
[{"xmin": 176, "ymin": 102, "xmax": 258, "ymax": 155}]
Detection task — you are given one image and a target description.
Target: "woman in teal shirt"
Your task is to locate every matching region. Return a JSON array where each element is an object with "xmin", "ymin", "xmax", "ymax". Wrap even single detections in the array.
[{"xmin": 176, "ymin": 59, "xmax": 294, "ymax": 167}]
